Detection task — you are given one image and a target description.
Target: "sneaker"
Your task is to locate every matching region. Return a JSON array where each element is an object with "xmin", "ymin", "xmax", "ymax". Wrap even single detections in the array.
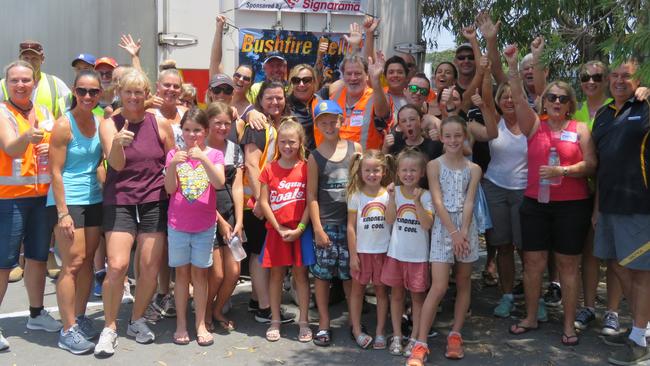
[
  {"xmin": 406, "ymin": 342, "xmax": 429, "ymax": 366},
  {"xmin": 254, "ymin": 307, "xmax": 295, "ymax": 324},
  {"xmin": 27, "ymin": 309, "xmax": 63, "ymax": 332},
  {"xmin": 76, "ymin": 315, "xmax": 99, "ymax": 340},
  {"xmin": 94, "ymin": 327, "xmax": 117, "ymax": 357},
  {"xmin": 121, "ymin": 282, "xmax": 134, "ymax": 304},
  {"xmin": 160, "ymin": 294, "xmax": 176, "ymax": 318},
  {"xmin": 126, "ymin": 318, "xmax": 155, "ymax": 344},
  {"xmin": 602, "ymin": 330, "xmax": 632, "ymax": 347},
  {"xmin": 608, "ymin": 339, "xmax": 650, "ymax": 365},
  {"xmin": 427, "ymin": 327, "xmax": 439, "ymax": 338},
  {"xmin": 543, "ymin": 283, "xmax": 562, "ymax": 307},
  {"xmin": 144, "ymin": 303, "xmax": 163, "ymax": 323},
  {"xmin": 574, "ymin": 307, "xmax": 596, "ymax": 330},
  {"xmin": 8, "ymin": 266, "xmax": 23, "ymax": 283},
  {"xmin": 93, "ymin": 270, "xmax": 105, "ymax": 298},
  {"xmin": 58, "ymin": 325, "xmax": 95, "ymax": 355},
  {"xmin": 248, "ymin": 299, "xmax": 260, "ymax": 312},
  {"xmin": 403, "ymin": 338, "xmax": 416, "ymax": 357},
  {"xmin": 512, "ymin": 282, "xmax": 525, "ymax": 299},
  {"xmin": 388, "ymin": 336, "xmax": 403, "ymax": 355},
  {"xmin": 0, "ymin": 328, "xmax": 9, "ymax": 351},
  {"xmin": 494, "ymin": 294, "xmax": 515, "ymax": 318},
  {"xmin": 602, "ymin": 311, "xmax": 621, "ymax": 336},
  {"xmin": 537, "ymin": 299, "xmax": 548, "ymax": 322},
  {"xmin": 445, "ymin": 332, "xmax": 464, "ymax": 359}
]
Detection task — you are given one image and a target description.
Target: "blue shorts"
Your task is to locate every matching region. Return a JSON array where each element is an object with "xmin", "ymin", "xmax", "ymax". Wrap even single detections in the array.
[
  {"xmin": 0, "ymin": 197, "xmax": 51, "ymax": 268},
  {"xmin": 309, "ymin": 223, "xmax": 350, "ymax": 281},
  {"xmin": 168, "ymin": 225, "xmax": 215, "ymax": 268},
  {"xmin": 594, "ymin": 213, "xmax": 650, "ymax": 271}
]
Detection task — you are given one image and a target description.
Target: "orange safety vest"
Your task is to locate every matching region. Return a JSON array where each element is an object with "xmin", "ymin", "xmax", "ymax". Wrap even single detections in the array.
[
  {"xmin": 0, "ymin": 102, "xmax": 52, "ymax": 199},
  {"xmin": 242, "ymin": 124, "xmax": 276, "ymax": 207},
  {"xmin": 333, "ymin": 87, "xmax": 383, "ymax": 150}
]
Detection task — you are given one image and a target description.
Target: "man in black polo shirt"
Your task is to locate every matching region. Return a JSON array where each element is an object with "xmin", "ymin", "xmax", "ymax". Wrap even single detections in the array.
[{"xmin": 592, "ymin": 60, "xmax": 650, "ymax": 365}]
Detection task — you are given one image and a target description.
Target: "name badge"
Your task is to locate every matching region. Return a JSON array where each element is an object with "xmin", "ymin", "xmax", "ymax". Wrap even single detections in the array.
[
  {"xmin": 560, "ymin": 130, "xmax": 578, "ymax": 143},
  {"xmin": 350, "ymin": 110, "xmax": 364, "ymax": 127}
]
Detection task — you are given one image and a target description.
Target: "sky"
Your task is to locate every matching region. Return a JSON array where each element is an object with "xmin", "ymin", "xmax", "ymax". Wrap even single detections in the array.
[{"xmin": 427, "ymin": 26, "xmax": 456, "ymax": 52}]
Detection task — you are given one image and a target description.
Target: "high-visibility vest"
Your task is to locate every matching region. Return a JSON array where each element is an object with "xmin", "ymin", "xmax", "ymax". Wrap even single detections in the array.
[
  {"xmin": 307, "ymin": 95, "xmax": 325, "ymax": 147},
  {"xmin": 0, "ymin": 102, "xmax": 52, "ymax": 199},
  {"xmin": 333, "ymin": 87, "xmax": 384, "ymax": 150},
  {"xmin": 1, "ymin": 72, "xmax": 61, "ymax": 118},
  {"xmin": 242, "ymin": 124, "xmax": 276, "ymax": 207}
]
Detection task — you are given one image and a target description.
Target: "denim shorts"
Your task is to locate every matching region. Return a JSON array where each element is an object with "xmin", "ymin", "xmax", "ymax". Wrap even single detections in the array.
[
  {"xmin": 0, "ymin": 197, "xmax": 51, "ymax": 268},
  {"xmin": 168, "ymin": 225, "xmax": 215, "ymax": 268},
  {"xmin": 309, "ymin": 223, "xmax": 350, "ymax": 281}
]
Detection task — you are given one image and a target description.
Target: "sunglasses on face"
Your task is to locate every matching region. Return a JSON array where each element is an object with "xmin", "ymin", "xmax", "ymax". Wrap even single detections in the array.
[
  {"xmin": 234, "ymin": 72, "xmax": 252, "ymax": 82},
  {"xmin": 162, "ymin": 82, "xmax": 181, "ymax": 90},
  {"xmin": 75, "ymin": 87, "xmax": 101, "ymax": 97},
  {"xmin": 456, "ymin": 55, "xmax": 474, "ymax": 61},
  {"xmin": 408, "ymin": 84, "xmax": 430, "ymax": 96},
  {"xmin": 211, "ymin": 85, "xmax": 234, "ymax": 95},
  {"xmin": 580, "ymin": 73, "xmax": 604, "ymax": 83},
  {"xmin": 98, "ymin": 71, "xmax": 112, "ymax": 78},
  {"xmin": 290, "ymin": 76, "xmax": 313, "ymax": 85},
  {"xmin": 545, "ymin": 93, "xmax": 570, "ymax": 104}
]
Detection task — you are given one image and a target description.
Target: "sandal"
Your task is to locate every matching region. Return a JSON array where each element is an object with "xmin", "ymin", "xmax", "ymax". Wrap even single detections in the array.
[
  {"xmin": 313, "ymin": 329, "xmax": 331, "ymax": 347},
  {"xmin": 197, "ymin": 332, "xmax": 214, "ymax": 347},
  {"xmin": 561, "ymin": 333, "xmax": 579, "ymax": 346},
  {"xmin": 266, "ymin": 320, "xmax": 281, "ymax": 342},
  {"xmin": 216, "ymin": 319, "xmax": 235, "ymax": 333},
  {"xmin": 373, "ymin": 334, "xmax": 387, "ymax": 350},
  {"xmin": 354, "ymin": 332, "xmax": 373, "ymax": 349},
  {"xmin": 298, "ymin": 321, "xmax": 312, "ymax": 343},
  {"xmin": 173, "ymin": 331, "xmax": 190, "ymax": 345},
  {"xmin": 482, "ymin": 270, "xmax": 498, "ymax": 287},
  {"xmin": 388, "ymin": 336, "xmax": 403, "ymax": 355},
  {"xmin": 509, "ymin": 323, "xmax": 539, "ymax": 335}
]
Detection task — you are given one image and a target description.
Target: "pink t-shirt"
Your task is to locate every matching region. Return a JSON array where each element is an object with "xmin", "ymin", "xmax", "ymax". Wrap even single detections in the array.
[{"xmin": 166, "ymin": 147, "xmax": 224, "ymax": 232}]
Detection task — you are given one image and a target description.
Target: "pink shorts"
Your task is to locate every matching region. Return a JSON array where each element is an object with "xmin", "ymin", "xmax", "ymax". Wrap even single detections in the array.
[
  {"xmin": 380, "ymin": 256, "xmax": 429, "ymax": 293},
  {"xmin": 351, "ymin": 253, "xmax": 387, "ymax": 286}
]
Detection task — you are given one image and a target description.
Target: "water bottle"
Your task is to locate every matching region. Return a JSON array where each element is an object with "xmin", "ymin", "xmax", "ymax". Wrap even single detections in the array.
[
  {"xmin": 538, "ymin": 179, "xmax": 550, "ymax": 203},
  {"xmin": 12, "ymin": 159, "xmax": 23, "ymax": 177},
  {"xmin": 37, "ymin": 153, "xmax": 49, "ymax": 174},
  {"xmin": 228, "ymin": 235, "xmax": 247, "ymax": 262},
  {"xmin": 548, "ymin": 147, "xmax": 562, "ymax": 186}
]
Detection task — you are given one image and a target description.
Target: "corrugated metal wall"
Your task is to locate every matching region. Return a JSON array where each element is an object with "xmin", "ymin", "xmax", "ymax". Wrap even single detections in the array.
[{"xmin": 0, "ymin": 0, "xmax": 158, "ymax": 87}]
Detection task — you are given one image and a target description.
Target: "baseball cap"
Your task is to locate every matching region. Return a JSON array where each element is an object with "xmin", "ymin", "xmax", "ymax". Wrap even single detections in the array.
[
  {"xmin": 71, "ymin": 53, "xmax": 97, "ymax": 67},
  {"xmin": 19, "ymin": 40, "xmax": 44, "ymax": 56},
  {"xmin": 263, "ymin": 51, "xmax": 287, "ymax": 65},
  {"xmin": 313, "ymin": 100, "xmax": 343, "ymax": 120},
  {"xmin": 209, "ymin": 74, "xmax": 234, "ymax": 88},
  {"xmin": 455, "ymin": 43, "xmax": 472, "ymax": 54},
  {"xmin": 95, "ymin": 57, "xmax": 118, "ymax": 69}
]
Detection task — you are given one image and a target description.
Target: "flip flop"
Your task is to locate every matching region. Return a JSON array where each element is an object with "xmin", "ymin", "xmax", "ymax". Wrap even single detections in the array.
[
  {"xmin": 561, "ymin": 333, "xmax": 579, "ymax": 346},
  {"xmin": 373, "ymin": 334, "xmax": 387, "ymax": 350},
  {"xmin": 354, "ymin": 332, "xmax": 373, "ymax": 349},
  {"xmin": 313, "ymin": 329, "xmax": 331, "ymax": 347},
  {"xmin": 298, "ymin": 321, "xmax": 312, "ymax": 343},
  {"xmin": 509, "ymin": 323, "xmax": 539, "ymax": 335},
  {"xmin": 197, "ymin": 333, "xmax": 214, "ymax": 347},
  {"xmin": 266, "ymin": 320, "xmax": 281, "ymax": 342},
  {"xmin": 173, "ymin": 331, "xmax": 190, "ymax": 345}
]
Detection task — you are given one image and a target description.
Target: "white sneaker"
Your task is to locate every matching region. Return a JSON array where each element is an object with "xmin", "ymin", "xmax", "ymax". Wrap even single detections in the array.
[
  {"xmin": 0, "ymin": 328, "xmax": 9, "ymax": 351},
  {"xmin": 26, "ymin": 309, "xmax": 62, "ymax": 332},
  {"xmin": 94, "ymin": 327, "xmax": 117, "ymax": 357},
  {"xmin": 121, "ymin": 282, "xmax": 134, "ymax": 304},
  {"xmin": 126, "ymin": 318, "xmax": 155, "ymax": 344}
]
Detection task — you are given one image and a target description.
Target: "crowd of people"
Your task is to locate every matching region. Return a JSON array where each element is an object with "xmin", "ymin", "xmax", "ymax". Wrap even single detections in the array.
[{"xmin": 0, "ymin": 10, "xmax": 649, "ymax": 366}]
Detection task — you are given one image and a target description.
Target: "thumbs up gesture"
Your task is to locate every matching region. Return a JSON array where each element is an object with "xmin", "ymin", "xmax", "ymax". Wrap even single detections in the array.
[
  {"xmin": 470, "ymin": 88, "xmax": 483, "ymax": 108},
  {"xmin": 382, "ymin": 129, "xmax": 395, "ymax": 150},
  {"xmin": 115, "ymin": 120, "xmax": 135, "ymax": 147},
  {"xmin": 187, "ymin": 140, "xmax": 206, "ymax": 162}
]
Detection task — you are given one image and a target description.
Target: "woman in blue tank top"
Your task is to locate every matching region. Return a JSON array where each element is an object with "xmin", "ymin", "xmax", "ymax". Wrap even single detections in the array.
[{"xmin": 47, "ymin": 70, "xmax": 104, "ymax": 354}]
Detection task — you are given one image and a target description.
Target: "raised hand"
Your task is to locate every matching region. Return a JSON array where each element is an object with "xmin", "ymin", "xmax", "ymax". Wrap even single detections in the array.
[
  {"xmin": 383, "ymin": 131, "xmax": 395, "ymax": 150},
  {"xmin": 503, "ymin": 44, "xmax": 518, "ymax": 68},
  {"xmin": 115, "ymin": 120, "xmax": 135, "ymax": 147},
  {"xmin": 363, "ymin": 16, "xmax": 380, "ymax": 33},
  {"xmin": 461, "ymin": 25, "xmax": 477, "ymax": 41},
  {"xmin": 216, "ymin": 15, "xmax": 226, "ymax": 29},
  {"xmin": 25, "ymin": 127, "xmax": 45, "ymax": 145},
  {"xmin": 440, "ymin": 86, "xmax": 455, "ymax": 106},
  {"xmin": 470, "ymin": 88, "xmax": 484, "ymax": 108},
  {"xmin": 119, "ymin": 34, "xmax": 142, "ymax": 57},
  {"xmin": 368, "ymin": 51, "xmax": 385, "ymax": 81},
  {"xmin": 531, "ymin": 36, "xmax": 544, "ymax": 58},
  {"xmin": 344, "ymin": 22, "xmax": 363, "ymax": 48},
  {"xmin": 479, "ymin": 55, "xmax": 490, "ymax": 71},
  {"xmin": 476, "ymin": 10, "xmax": 500, "ymax": 40}
]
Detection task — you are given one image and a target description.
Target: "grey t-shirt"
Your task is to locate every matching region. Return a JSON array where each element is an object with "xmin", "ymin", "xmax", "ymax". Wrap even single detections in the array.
[{"xmin": 311, "ymin": 141, "xmax": 355, "ymax": 225}]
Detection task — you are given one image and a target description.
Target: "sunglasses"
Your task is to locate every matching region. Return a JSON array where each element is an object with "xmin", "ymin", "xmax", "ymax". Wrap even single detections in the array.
[
  {"xmin": 290, "ymin": 76, "xmax": 314, "ymax": 85},
  {"xmin": 456, "ymin": 55, "xmax": 475, "ymax": 61},
  {"xmin": 234, "ymin": 72, "xmax": 252, "ymax": 82},
  {"xmin": 545, "ymin": 93, "xmax": 570, "ymax": 104},
  {"xmin": 162, "ymin": 82, "xmax": 181, "ymax": 90},
  {"xmin": 580, "ymin": 73, "xmax": 603, "ymax": 83},
  {"xmin": 19, "ymin": 42, "xmax": 43, "ymax": 52},
  {"xmin": 408, "ymin": 84, "xmax": 430, "ymax": 96},
  {"xmin": 211, "ymin": 85, "xmax": 234, "ymax": 95},
  {"xmin": 98, "ymin": 71, "xmax": 113, "ymax": 78},
  {"xmin": 75, "ymin": 87, "xmax": 101, "ymax": 97}
]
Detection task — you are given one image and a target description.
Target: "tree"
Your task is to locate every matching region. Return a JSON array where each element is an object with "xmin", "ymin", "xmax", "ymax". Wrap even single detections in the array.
[
  {"xmin": 421, "ymin": 0, "xmax": 650, "ymax": 83},
  {"xmin": 425, "ymin": 49, "xmax": 455, "ymax": 67}
]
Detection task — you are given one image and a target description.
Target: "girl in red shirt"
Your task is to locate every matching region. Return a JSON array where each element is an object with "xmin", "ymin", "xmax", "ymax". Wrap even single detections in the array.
[{"xmin": 258, "ymin": 118, "xmax": 312, "ymax": 343}]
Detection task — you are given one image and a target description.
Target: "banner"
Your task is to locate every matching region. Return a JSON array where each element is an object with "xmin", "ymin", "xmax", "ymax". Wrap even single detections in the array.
[
  {"xmin": 239, "ymin": 28, "xmax": 362, "ymax": 83},
  {"xmin": 237, "ymin": 0, "xmax": 368, "ymax": 15}
]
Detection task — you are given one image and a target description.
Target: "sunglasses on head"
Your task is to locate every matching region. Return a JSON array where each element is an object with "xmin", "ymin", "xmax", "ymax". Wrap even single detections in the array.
[
  {"xmin": 234, "ymin": 72, "xmax": 252, "ymax": 82},
  {"xmin": 580, "ymin": 73, "xmax": 603, "ymax": 83},
  {"xmin": 19, "ymin": 42, "xmax": 43, "ymax": 52},
  {"xmin": 211, "ymin": 85, "xmax": 234, "ymax": 95},
  {"xmin": 75, "ymin": 87, "xmax": 101, "ymax": 97},
  {"xmin": 545, "ymin": 93, "xmax": 570, "ymax": 104},
  {"xmin": 408, "ymin": 84, "xmax": 430, "ymax": 96},
  {"xmin": 290, "ymin": 76, "xmax": 314, "ymax": 85},
  {"xmin": 456, "ymin": 55, "xmax": 474, "ymax": 61}
]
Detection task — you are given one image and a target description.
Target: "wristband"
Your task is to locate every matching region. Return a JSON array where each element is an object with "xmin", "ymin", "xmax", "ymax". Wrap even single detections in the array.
[
  {"xmin": 58, "ymin": 212, "xmax": 71, "ymax": 221},
  {"xmin": 297, "ymin": 223, "xmax": 307, "ymax": 232}
]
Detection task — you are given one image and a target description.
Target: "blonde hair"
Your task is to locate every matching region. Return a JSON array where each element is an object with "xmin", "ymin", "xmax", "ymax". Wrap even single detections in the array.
[
  {"xmin": 537, "ymin": 80, "xmax": 578, "ymax": 116},
  {"xmin": 347, "ymin": 149, "xmax": 395, "ymax": 197},
  {"xmin": 395, "ymin": 148, "xmax": 426, "ymax": 186},
  {"xmin": 117, "ymin": 68, "xmax": 150, "ymax": 94},
  {"xmin": 4, "ymin": 60, "xmax": 35, "ymax": 80},
  {"xmin": 287, "ymin": 64, "xmax": 320, "ymax": 95},
  {"xmin": 159, "ymin": 59, "xmax": 177, "ymax": 72},
  {"xmin": 273, "ymin": 117, "xmax": 306, "ymax": 161}
]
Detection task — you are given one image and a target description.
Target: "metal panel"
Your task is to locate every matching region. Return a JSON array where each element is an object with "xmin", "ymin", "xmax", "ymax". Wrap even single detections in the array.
[{"xmin": 0, "ymin": 0, "xmax": 157, "ymax": 86}]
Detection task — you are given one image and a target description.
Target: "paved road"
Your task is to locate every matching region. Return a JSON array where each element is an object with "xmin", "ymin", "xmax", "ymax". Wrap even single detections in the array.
[{"xmin": 1, "ymin": 255, "xmax": 648, "ymax": 366}]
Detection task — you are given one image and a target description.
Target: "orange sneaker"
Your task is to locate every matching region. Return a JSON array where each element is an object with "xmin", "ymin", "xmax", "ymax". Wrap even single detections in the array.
[
  {"xmin": 406, "ymin": 342, "xmax": 429, "ymax": 366},
  {"xmin": 445, "ymin": 332, "xmax": 464, "ymax": 359}
]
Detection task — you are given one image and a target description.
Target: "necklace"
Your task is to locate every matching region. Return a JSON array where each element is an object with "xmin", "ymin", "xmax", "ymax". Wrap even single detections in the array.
[{"xmin": 9, "ymin": 99, "xmax": 33, "ymax": 116}]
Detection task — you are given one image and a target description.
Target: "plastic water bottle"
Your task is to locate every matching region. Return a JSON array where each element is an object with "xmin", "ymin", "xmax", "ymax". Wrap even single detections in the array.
[
  {"xmin": 548, "ymin": 147, "xmax": 562, "ymax": 186},
  {"xmin": 37, "ymin": 153, "xmax": 49, "ymax": 174},
  {"xmin": 13, "ymin": 158, "xmax": 23, "ymax": 177},
  {"xmin": 228, "ymin": 235, "xmax": 247, "ymax": 262},
  {"xmin": 538, "ymin": 179, "xmax": 550, "ymax": 203}
]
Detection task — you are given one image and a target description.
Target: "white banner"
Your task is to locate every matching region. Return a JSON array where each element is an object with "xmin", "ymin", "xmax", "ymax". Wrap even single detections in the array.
[{"xmin": 237, "ymin": 0, "xmax": 368, "ymax": 14}]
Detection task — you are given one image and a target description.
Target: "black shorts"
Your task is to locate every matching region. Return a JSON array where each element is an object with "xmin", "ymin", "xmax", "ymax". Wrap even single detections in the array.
[
  {"xmin": 103, "ymin": 200, "xmax": 168, "ymax": 236},
  {"xmin": 520, "ymin": 197, "xmax": 592, "ymax": 255},
  {"xmin": 243, "ymin": 210, "xmax": 266, "ymax": 256},
  {"xmin": 47, "ymin": 203, "xmax": 103, "ymax": 230},
  {"xmin": 215, "ymin": 189, "xmax": 235, "ymax": 248}
]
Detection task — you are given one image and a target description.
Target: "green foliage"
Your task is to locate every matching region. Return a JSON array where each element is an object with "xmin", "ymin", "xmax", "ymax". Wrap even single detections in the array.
[
  {"xmin": 425, "ymin": 49, "xmax": 455, "ymax": 67},
  {"xmin": 421, "ymin": 0, "xmax": 650, "ymax": 83}
]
